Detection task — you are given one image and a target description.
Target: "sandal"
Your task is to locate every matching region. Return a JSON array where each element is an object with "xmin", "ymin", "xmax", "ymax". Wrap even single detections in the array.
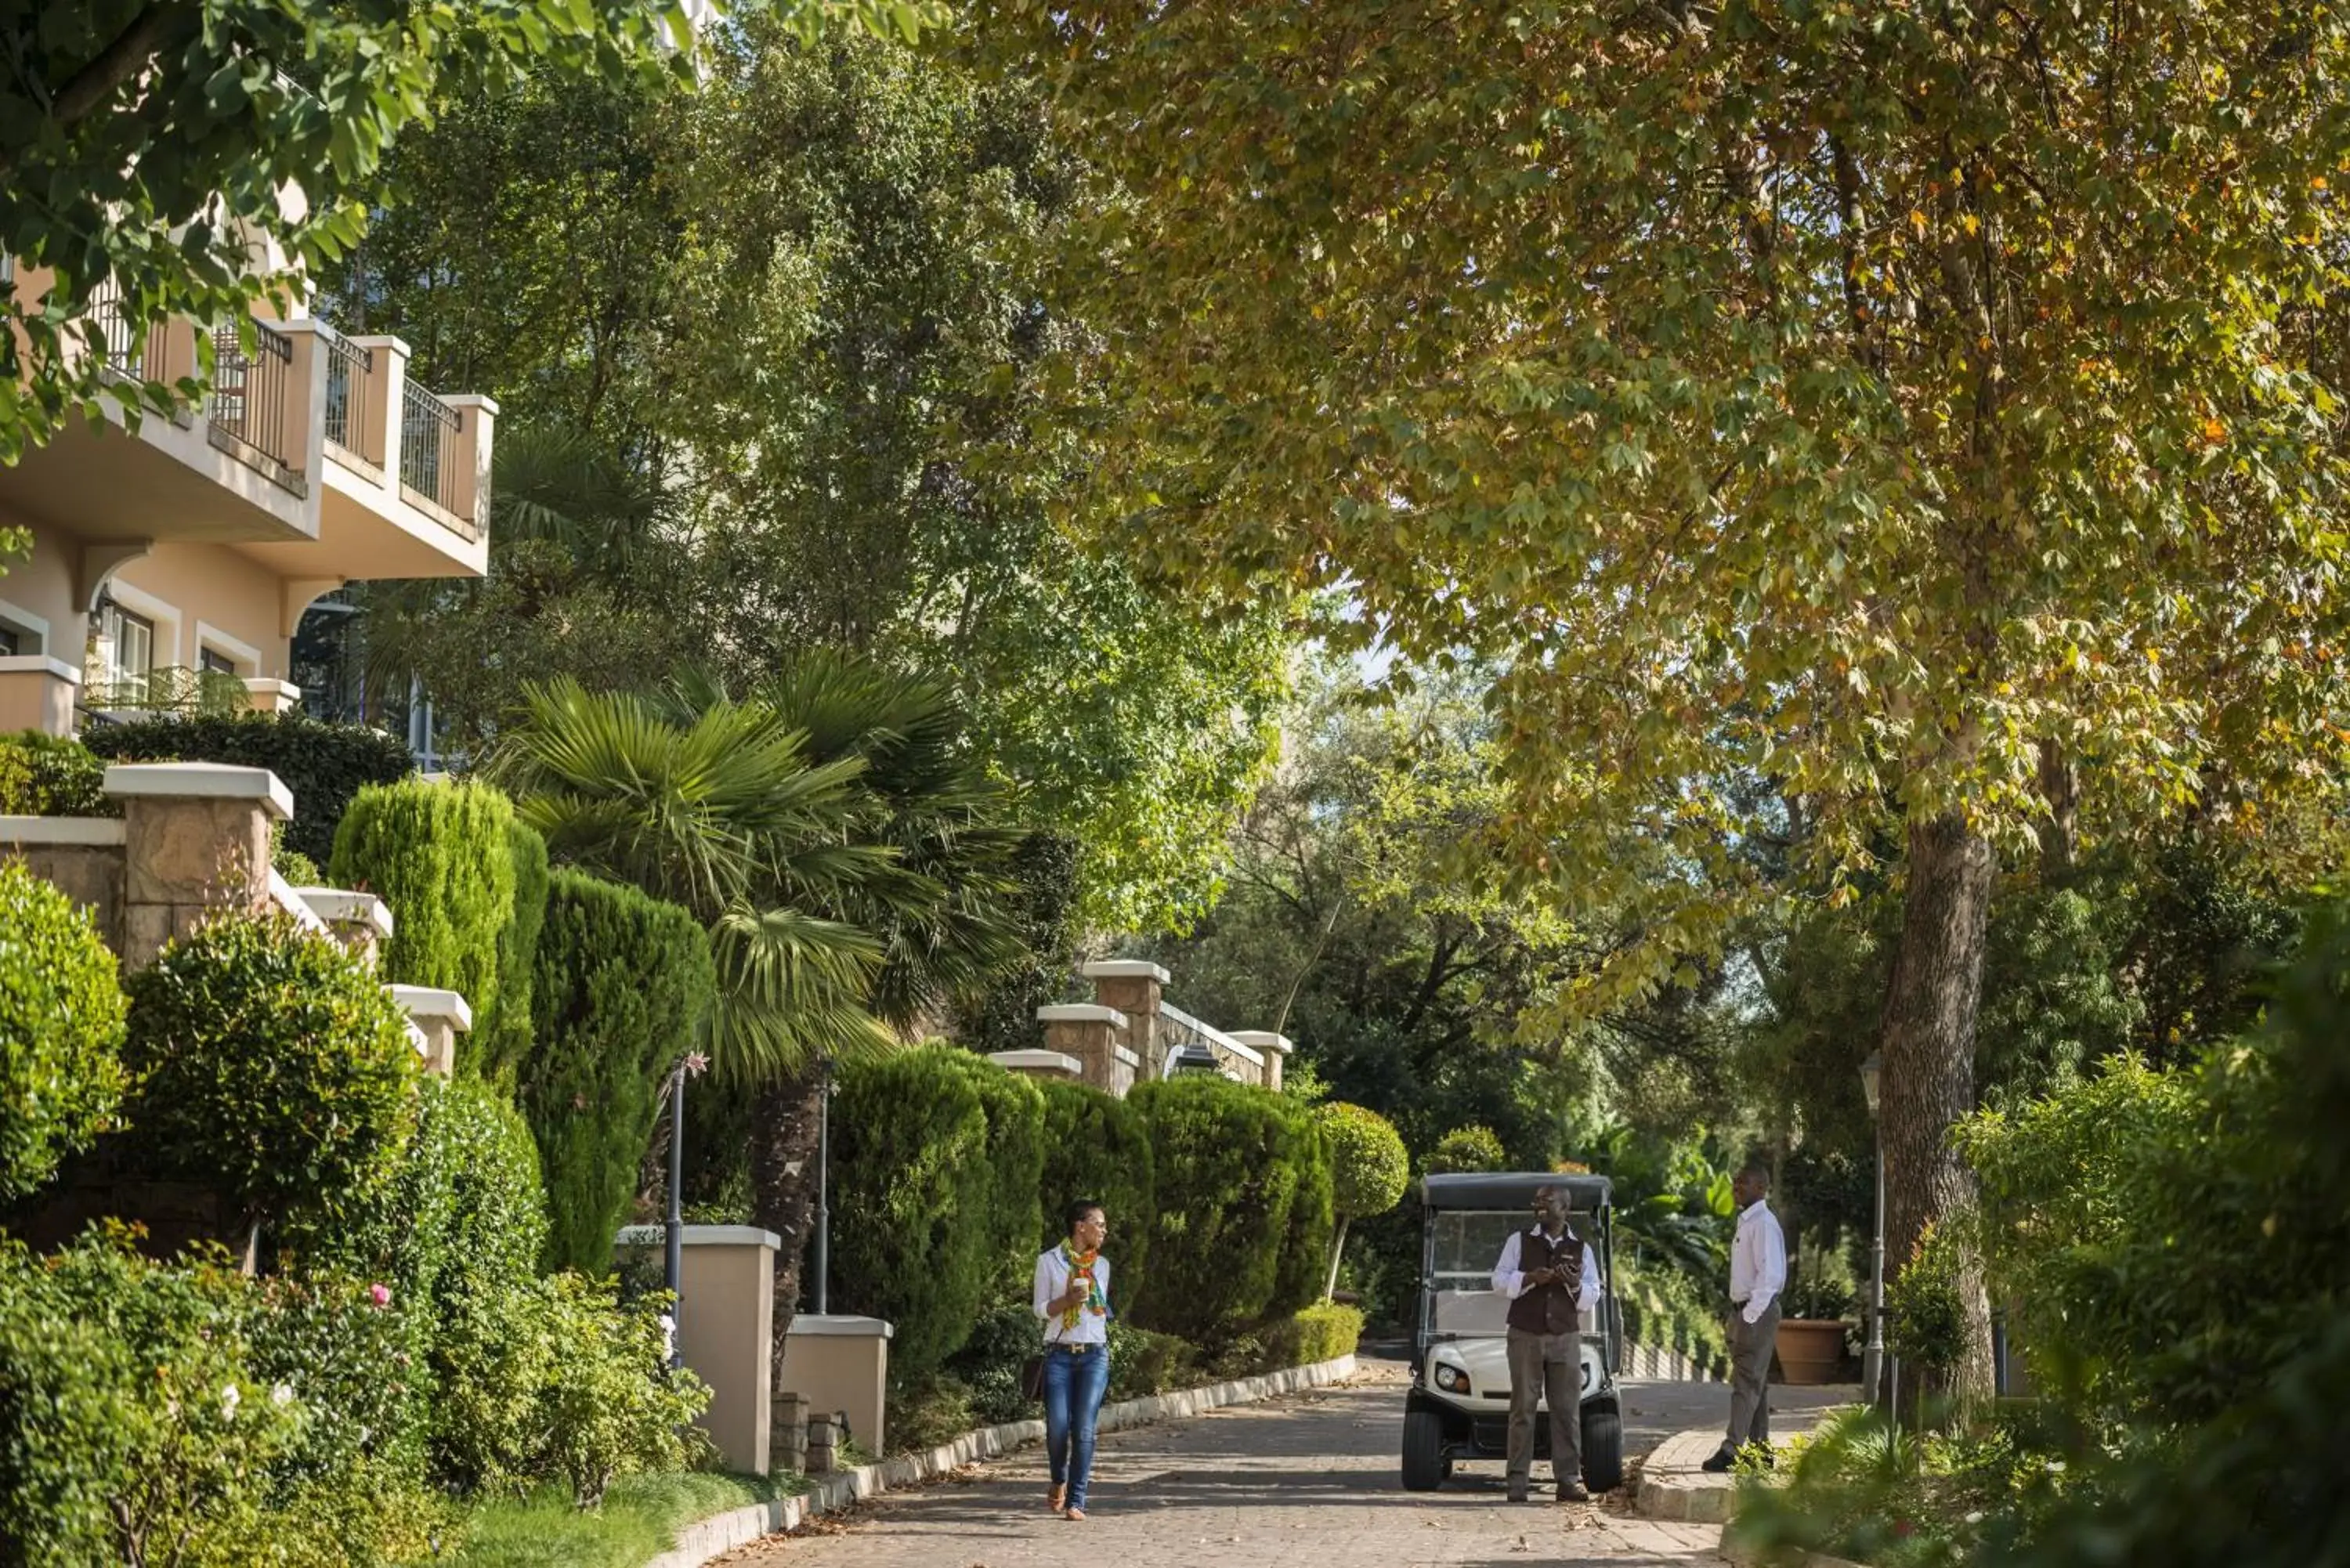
[
  {"xmin": 1049, "ymin": 1483, "xmax": 1067, "ymax": 1512},
  {"xmin": 1065, "ymin": 1506, "xmax": 1088, "ymax": 1521}
]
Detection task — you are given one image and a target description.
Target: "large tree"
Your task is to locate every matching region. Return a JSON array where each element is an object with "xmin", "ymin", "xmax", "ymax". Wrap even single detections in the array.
[{"xmin": 974, "ymin": 0, "xmax": 2350, "ymax": 1390}]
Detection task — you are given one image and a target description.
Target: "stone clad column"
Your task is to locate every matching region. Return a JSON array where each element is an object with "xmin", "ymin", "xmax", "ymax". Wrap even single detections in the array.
[
  {"xmin": 1039, "ymin": 1004, "xmax": 1130, "ymax": 1095},
  {"xmin": 1084, "ymin": 959, "xmax": 1169, "ymax": 1082},
  {"xmin": 105, "ymin": 763, "xmax": 287, "ymax": 970},
  {"xmin": 1231, "ymin": 1031, "xmax": 1296, "ymax": 1093}
]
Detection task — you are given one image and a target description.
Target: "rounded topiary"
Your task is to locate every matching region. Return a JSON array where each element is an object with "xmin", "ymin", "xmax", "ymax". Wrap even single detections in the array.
[
  {"xmin": 1314, "ymin": 1101, "xmax": 1409, "ymax": 1298},
  {"xmin": 0, "ymin": 860, "xmax": 130, "ymax": 1199},
  {"xmin": 1423, "ymin": 1124, "xmax": 1509, "ymax": 1175},
  {"xmin": 121, "ymin": 912, "xmax": 419, "ymax": 1227}
]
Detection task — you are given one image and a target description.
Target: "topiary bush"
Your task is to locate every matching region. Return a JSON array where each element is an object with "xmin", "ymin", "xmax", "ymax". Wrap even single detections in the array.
[
  {"xmin": 830, "ymin": 1044, "xmax": 998, "ymax": 1389},
  {"xmin": 120, "ymin": 912, "xmax": 418, "ymax": 1233},
  {"xmin": 0, "ymin": 861, "xmax": 129, "ymax": 1200},
  {"xmin": 1314, "ymin": 1101, "xmax": 1408, "ymax": 1298},
  {"xmin": 330, "ymin": 779, "xmax": 519, "ymax": 1076},
  {"xmin": 1036, "ymin": 1078, "xmax": 1154, "ymax": 1312},
  {"xmin": 81, "ymin": 712, "xmax": 412, "ymax": 865},
  {"xmin": 478, "ymin": 820, "xmax": 550, "ymax": 1086},
  {"xmin": 1260, "ymin": 1300, "xmax": 1365, "ymax": 1368},
  {"xmin": 1129, "ymin": 1077, "xmax": 1328, "ymax": 1345},
  {"xmin": 521, "ymin": 870, "xmax": 714, "ymax": 1274},
  {"xmin": 1423, "ymin": 1124, "xmax": 1509, "ymax": 1175},
  {"xmin": 0, "ymin": 731, "xmax": 110, "ymax": 816},
  {"xmin": 938, "ymin": 1050, "xmax": 1046, "ymax": 1295}
]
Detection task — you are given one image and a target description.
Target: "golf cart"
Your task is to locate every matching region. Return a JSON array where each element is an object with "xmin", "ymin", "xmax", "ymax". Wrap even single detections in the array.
[{"xmin": 1401, "ymin": 1172, "xmax": 1625, "ymax": 1493}]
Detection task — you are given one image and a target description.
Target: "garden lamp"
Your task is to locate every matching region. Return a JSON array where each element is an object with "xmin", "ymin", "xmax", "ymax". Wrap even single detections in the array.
[{"xmin": 1860, "ymin": 1050, "xmax": 1886, "ymax": 1404}]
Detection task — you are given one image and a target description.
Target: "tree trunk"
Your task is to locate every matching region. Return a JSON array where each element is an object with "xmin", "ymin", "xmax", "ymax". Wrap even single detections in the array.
[
  {"xmin": 1875, "ymin": 812, "xmax": 1998, "ymax": 1411},
  {"xmin": 750, "ymin": 1065, "xmax": 826, "ymax": 1404},
  {"xmin": 1323, "ymin": 1214, "xmax": 1352, "ymax": 1300},
  {"xmin": 2035, "ymin": 739, "xmax": 2078, "ymax": 880}
]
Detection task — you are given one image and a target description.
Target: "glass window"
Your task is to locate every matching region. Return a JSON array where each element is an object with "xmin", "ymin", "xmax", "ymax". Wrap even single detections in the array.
[
  {"xmin": 96, "ymin": 601, "xmax": 156, "ymax": 702},
  {"xmin": 198, "ymin": 645, "xmax": 238, "ymax": 676}
]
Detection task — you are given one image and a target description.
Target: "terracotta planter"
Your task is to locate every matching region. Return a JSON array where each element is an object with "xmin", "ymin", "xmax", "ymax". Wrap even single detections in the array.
[{"xmin": 1774, "ymin": 1318, "xmax": 1849, "ymax": 1385}]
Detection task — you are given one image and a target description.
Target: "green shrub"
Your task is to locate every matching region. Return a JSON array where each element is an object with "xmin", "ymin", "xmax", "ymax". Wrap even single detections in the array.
[
  {"xmin": 330, "ymin": 779, "xmax": 519, "ymax": 1078},
  {"xmin": 242, "ymin": 1270, "xmax": 428, "ymax": 1503},
  {"xmin": 522, "ymin": 870, "xmax": 714, "ymax": 1274},
  {"xmin": 938, "ymin": 1050, "xmax": 1045, "ymax": 1294},
  {"xmin": 1314, "ymin": 1101, "xmax": 1407, "ymax": 1298},
  {"xmin": 831, "ymin": 1044, "xmax": 997, "ymax": 1388},
  {"xmin": 1106, "ymin": 1321, "xmax": 1202, "ymax": 1400},
  {"xmin": 534, "ymin": 1275, "xmax": 707, "ymax": 1508},
  {"xmin": 0, "ymin": 731, "xmax": 110, "ymax": 816},
  {"xmin": 479, "ymin": 821, "xmax": 550, "ymax": 1086},
  {"xmin": 1262, "ymin": 1301, "xmax": 1365, "ymax": 1367},
  {"xmin": 0, "ymin": 861, "xmax": 129, "ymax": 1199},
  {"xmin": 270, "ymin": 829, "xmax": 324, "ymax": 887},
  {"xmin": 1423, "ymin": 1124, "xmax": 1509, "ymax": 1174},
  {"xmin": 941, "ymin": 1301, "xmax": 1044, "ymax": 1426},
  {"xmin": 1036, "ymin": 1078, "xmax": 1154, "ymax": 1310},
  {"xmin": 121, "ymin": 912, "xmax": 419, "ymax": 1230},
  {"xmin": 0, "ymin": 1229, "xmax": 300, "ymax": 1567},
  {"xmin": 81, "ymin": 712, "xmax": 412, "ymax": 865},
  {"xmin": 1130, "ymin": 1077, "xmax": 1328, "ymax": 1344},
  {"xmin": 1619, "ymin": 1257, "xmax": 1730, "ymax": 1376},
  {"xmin": 1885, "ymin": 1220, "xmax": 1970, "ymax": 1378}
]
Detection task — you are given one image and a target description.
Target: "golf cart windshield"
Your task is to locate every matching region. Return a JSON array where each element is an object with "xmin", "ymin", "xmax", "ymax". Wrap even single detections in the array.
[{"xmin": 1426, "ymin": 1208, "xmax": 1608, "ymax": 1339}]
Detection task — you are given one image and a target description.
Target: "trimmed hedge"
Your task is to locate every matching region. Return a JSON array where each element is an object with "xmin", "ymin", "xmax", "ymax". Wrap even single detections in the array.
[
  {"xmin": 1263, "ymin": 1301, "xmax": 1365, "ymax": 1367},
  {"xmin": 939, "ymin": 1050, "xmax": 1046, "ymax": 1296},
  {"xmin": 831, "ymin": 1045, "xmax": 999, "ymax": 1389},
  {"xmin": 0, "ymin": 731, "xmax": 110, "ymax": 816},
  {"xmin": 121, "ymin": 912, "xmax": 419, "ymax": 1230},
  {"xmin": 479, "ymin": 821, "xmax": 551, "ymax": 1086},
  {"xmin": 330, "ymin": 780, "xmax": 519, "ymax": 1075},
  {"xmin": 82, "ymin": 712, "xmax": 412, "ymax": 864},
  {"xmin": 1128, "ymin": 1077, "xmax": 1332, "ymax": 1345},
  {"xmin": 1036, "ymin": 1077, "xmax": 1154, "ymax": 1312},
  {"xmin": 522, "ymin": 870, "xmax": 714, "ymax": 1275},
  {"xmin": 0, "ymin": 862, "xmax": 128, "ymax": 1199}
]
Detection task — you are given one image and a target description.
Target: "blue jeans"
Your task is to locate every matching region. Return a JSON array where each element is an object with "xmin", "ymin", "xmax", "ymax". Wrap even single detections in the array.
[{"xmin": 1042, "ymin": 1342, "xmax": 1111, "ymax": 1508}]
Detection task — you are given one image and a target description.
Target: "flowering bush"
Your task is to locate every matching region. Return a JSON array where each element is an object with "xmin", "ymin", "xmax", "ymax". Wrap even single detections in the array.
[{"xmin": 0, "ymin": 861, "xmax": 128, "ymax": 1200}]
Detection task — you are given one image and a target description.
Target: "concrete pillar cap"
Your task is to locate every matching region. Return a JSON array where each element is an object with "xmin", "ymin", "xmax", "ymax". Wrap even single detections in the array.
[{"xmin": 104, "ymin": 762, "xmax": 293, "ymax": 821}]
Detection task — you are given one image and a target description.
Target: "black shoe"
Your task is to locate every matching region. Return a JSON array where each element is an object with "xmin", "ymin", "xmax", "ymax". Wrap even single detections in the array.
[
  {"xmin": 1506, "ymin": 1480, "xmax": 1530, "ymax": 1503},
  {"xmin": 1699, "ymin": 1451, "xmax": 1736, "ymax": 1473},
  {"xmin": 1556, "ymin": 1483, "xmax": 1592, "ymax": 1503}
]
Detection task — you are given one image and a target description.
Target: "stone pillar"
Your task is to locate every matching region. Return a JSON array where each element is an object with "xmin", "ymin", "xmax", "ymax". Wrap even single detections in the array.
[
  {"xmin": 780, "ymin": 1315, "xmax": 894, "ymax": 1457},
  {"xmin": 0, "ymin": 655, "xmax": 80, "ymax": 736},
  {"xmin": 988, "ymin": 1049, "xmax": 1084, "ymax": 1085},
  {"xmin": 1231, "ymin": 1031, "xmax": 1296, "ymax": 1093},
  {"xmin": 1083, "ymin": 960, "xmax": 1169, "ymax": 1081},
  {"xmin": 616, "ymin": 1224, "xmax": 779, "ymax": 1475},
  {"xmin": 241, "ymin": 677, "xmax": 302, "ymax": 715},
  {"xmin": 104, "ymin": 763, "xmax": 288, "ymax": 970},
  {"xmin": 1039, "ymin": 1004, "xmax": 1129, "ymax": 1096},
  {"xmin": 292, "ymin": 888, "xmax": 394, "ymax": 970},
  {"xmin": 388, "ymin": 985, "xmax": 471, "ymax": 1078}
]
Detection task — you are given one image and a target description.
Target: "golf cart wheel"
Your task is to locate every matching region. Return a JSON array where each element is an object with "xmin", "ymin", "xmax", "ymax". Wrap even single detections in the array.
[
  {"xmin": 1401, "ymin": 1408, "xmax": 1447, "ymax": 1491},
  {"xmin": 1582, "ymin": 1408, "xmax": 1625, "ymax": 1493}
]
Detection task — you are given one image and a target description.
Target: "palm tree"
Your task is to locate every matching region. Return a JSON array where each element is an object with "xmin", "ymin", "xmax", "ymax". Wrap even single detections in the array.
[{"xmin": 491, "ymin": 652, "xmax": 1029, "ymax": 1365}]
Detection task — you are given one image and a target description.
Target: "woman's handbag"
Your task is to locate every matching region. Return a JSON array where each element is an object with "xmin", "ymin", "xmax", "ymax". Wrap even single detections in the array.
[{"xmin": 1020, "ymin": 1353, "xmax": 1047, "ymax": 1403}]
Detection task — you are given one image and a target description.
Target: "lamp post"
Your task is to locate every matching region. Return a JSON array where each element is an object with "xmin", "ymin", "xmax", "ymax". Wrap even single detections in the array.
[
  {"xmin": 1859, "ymin": 1050, "xmax": 1886, "ymax": 1406},
  {"xmin": 812, "ymin": 1055, "xmax": 833, "ymax": 1317},
  {"xmin": 663, "ymin": 1051, "xmax": 709, "ymax": 1371}
]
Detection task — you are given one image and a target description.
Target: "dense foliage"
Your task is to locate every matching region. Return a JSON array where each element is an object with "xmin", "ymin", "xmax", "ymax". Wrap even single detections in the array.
[
  {"xmin": 522, "ymin": 870, "xmax": 715, "ymax": 1274},
  {"xmin": 480, "ymin": 822, "xmax": 551, "ymax": 1086},
  {"xmin": 828, "ymin": 1046, "xmax": 1000, "ymax": 1389},
  {"xmin": 1033, "ymin": 1078, "xmax": 1155, "ymax": 1303},
  {"xmin": 120, "ymin": 912, "xmax": 418, "ymax": 1233},
  {"xmin": 0, "ymin": 862, "xmax": 127, "ymax": 1200},
  {"xmin": 84, "ymin": 714, "xmax": 412, "ymax": 865},
  {"xmin": 1126, "ymin": 1077, "xmax": 1332, "ymax": 1345},
  {"xmin": 0, "ymin": 731, "xmax": 110, "ymax": 816}
]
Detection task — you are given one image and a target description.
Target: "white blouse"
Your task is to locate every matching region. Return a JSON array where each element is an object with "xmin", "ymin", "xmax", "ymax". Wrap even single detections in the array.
[{"xmin": 1032, "ymin": 1247, "xmax": 1113, "ymax": 1346}]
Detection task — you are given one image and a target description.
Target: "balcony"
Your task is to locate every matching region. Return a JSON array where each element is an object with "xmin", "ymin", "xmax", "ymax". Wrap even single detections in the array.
[{"xmin": 0, "ymin": 262, "xmax": 493, "ymax": 591}]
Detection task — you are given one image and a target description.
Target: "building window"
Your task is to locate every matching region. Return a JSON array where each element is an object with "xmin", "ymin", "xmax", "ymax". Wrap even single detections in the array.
[
  {"xmin": 198, "ymin": 645, "xmax": 238, "ymax": 677},
  {"xmin": 0, "ymin": 624, "xmax": 17, "ymax": 657},
  {"xmin": 93, "ymin": 599, "xmax": 156, "ymax": 703}
]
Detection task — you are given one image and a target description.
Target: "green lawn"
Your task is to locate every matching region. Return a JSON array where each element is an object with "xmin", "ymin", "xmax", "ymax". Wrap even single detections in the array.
[{"xmin": 442, "ymin": 1472, "xmax": 799, "ymax": 1568}]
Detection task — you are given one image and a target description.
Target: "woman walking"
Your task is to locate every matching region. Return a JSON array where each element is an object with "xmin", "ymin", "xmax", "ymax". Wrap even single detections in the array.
[{"xmin": 1033, "ymin": 1198, "xmax": 1112, "ymax": 1519}]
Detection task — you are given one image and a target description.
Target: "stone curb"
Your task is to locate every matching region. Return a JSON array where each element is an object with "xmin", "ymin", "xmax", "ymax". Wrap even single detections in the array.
[{"xmin": 642, "ymin": 1353, "xmax": 1359, "ymax": 1568}]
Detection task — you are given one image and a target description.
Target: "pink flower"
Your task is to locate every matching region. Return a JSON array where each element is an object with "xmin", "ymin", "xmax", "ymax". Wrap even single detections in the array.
[{"xmin": 368, "ymin": 1283, "xmax": 392, "ymax": 1309}]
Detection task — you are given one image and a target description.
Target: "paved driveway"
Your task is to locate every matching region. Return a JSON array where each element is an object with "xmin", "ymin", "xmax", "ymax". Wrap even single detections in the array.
[{"xmin": 722, "ymin": 1362, "xmax": 1852, "ymax": 1568}]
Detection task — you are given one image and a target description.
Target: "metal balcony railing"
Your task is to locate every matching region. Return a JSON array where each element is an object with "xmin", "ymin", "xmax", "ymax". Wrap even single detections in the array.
[
  {"xmin": 83, "ymin": 277, "xmax": 171, "ymax": 381},
  {"xmin": 208, "ymin": 321, "xmax": 304, "ymax": 496},
  {"xmin": 400, "ymin": 380, "xmax": 473, "ymax": 537},
  {"xmin": 323, "ymin": 331, "xmax": 374, "ymax": 465}
]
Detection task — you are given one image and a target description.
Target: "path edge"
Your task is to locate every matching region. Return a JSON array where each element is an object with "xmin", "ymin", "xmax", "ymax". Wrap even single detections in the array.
[{"xmin": 643, "ymin": 1352, "xmax": 1361, "ymax": 1568}]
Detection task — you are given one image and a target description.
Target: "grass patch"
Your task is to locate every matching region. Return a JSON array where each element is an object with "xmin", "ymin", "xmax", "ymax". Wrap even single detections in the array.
[{"xmin": 443, "ymin": 1471, "xmax": 801, "ymax": 1568}]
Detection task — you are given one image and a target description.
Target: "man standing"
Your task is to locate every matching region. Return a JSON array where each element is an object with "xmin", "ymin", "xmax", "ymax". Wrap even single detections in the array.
[
  {"xmin": 1491, "ymin": 1183, "xmax": 1603, "ymax": 1503},
  {"xmin": 1704, "ymin": 1163, "xmax": 1788, "ymax": 1472}
]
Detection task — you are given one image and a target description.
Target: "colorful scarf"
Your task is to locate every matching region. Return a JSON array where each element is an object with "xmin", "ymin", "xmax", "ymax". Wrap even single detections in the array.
[{"xmin": 1058, "ymin": 1241, "xmax": 1108, "ymax": 1332}]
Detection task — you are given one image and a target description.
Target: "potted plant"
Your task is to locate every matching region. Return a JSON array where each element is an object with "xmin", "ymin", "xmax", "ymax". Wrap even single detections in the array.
[{"xmin": 1775, "ymin": 1237, "xmax": 1858, "ymax": 1385}]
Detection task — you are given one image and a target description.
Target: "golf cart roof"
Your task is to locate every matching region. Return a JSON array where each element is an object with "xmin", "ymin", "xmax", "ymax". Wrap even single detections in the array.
[{"xmin": 1419, "ymin": 1172, "xmax": 1612, "ymax": 1212}]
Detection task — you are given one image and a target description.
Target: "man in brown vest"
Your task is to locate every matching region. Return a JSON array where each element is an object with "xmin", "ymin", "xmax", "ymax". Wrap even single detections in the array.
[{"xmin": 1490, "ymin": 1183, "xmax": 1603, "ymax": 1502}]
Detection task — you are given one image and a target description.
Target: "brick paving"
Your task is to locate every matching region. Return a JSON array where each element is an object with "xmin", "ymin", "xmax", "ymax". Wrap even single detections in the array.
[{"xmin": 720, "ymin": 1362, "xmax": 1850, "ymax": 1568}]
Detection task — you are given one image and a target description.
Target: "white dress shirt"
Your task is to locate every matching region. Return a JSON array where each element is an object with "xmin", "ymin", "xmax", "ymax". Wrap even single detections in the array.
[
  {"xmin": 1730, "ymin": 1199, "xmax": 1787, "ymax": 1323},
  {"xmin": 1491, "ymin": 1226, "xmax": 1603, "ymax": 1311},
  {"xmin": 1032, "ymin": 1247, "xmax": 1112, "ymax": 1346}
]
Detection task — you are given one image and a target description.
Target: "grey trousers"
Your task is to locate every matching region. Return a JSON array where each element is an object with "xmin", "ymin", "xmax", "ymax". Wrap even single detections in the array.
[
  {"xmin": 1505, "ymin": 1327, "xmax": 1581, "ymax": 1487},
  {"xmin": 1724, "ymin": 1303, "xmax": 1779, "ymax": 1451}
]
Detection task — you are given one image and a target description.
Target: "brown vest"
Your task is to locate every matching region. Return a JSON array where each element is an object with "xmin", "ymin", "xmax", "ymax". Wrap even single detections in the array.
[{"xmin": 1505, "ymin": 1227, "xmax": 1585, "ymax": 1336}]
